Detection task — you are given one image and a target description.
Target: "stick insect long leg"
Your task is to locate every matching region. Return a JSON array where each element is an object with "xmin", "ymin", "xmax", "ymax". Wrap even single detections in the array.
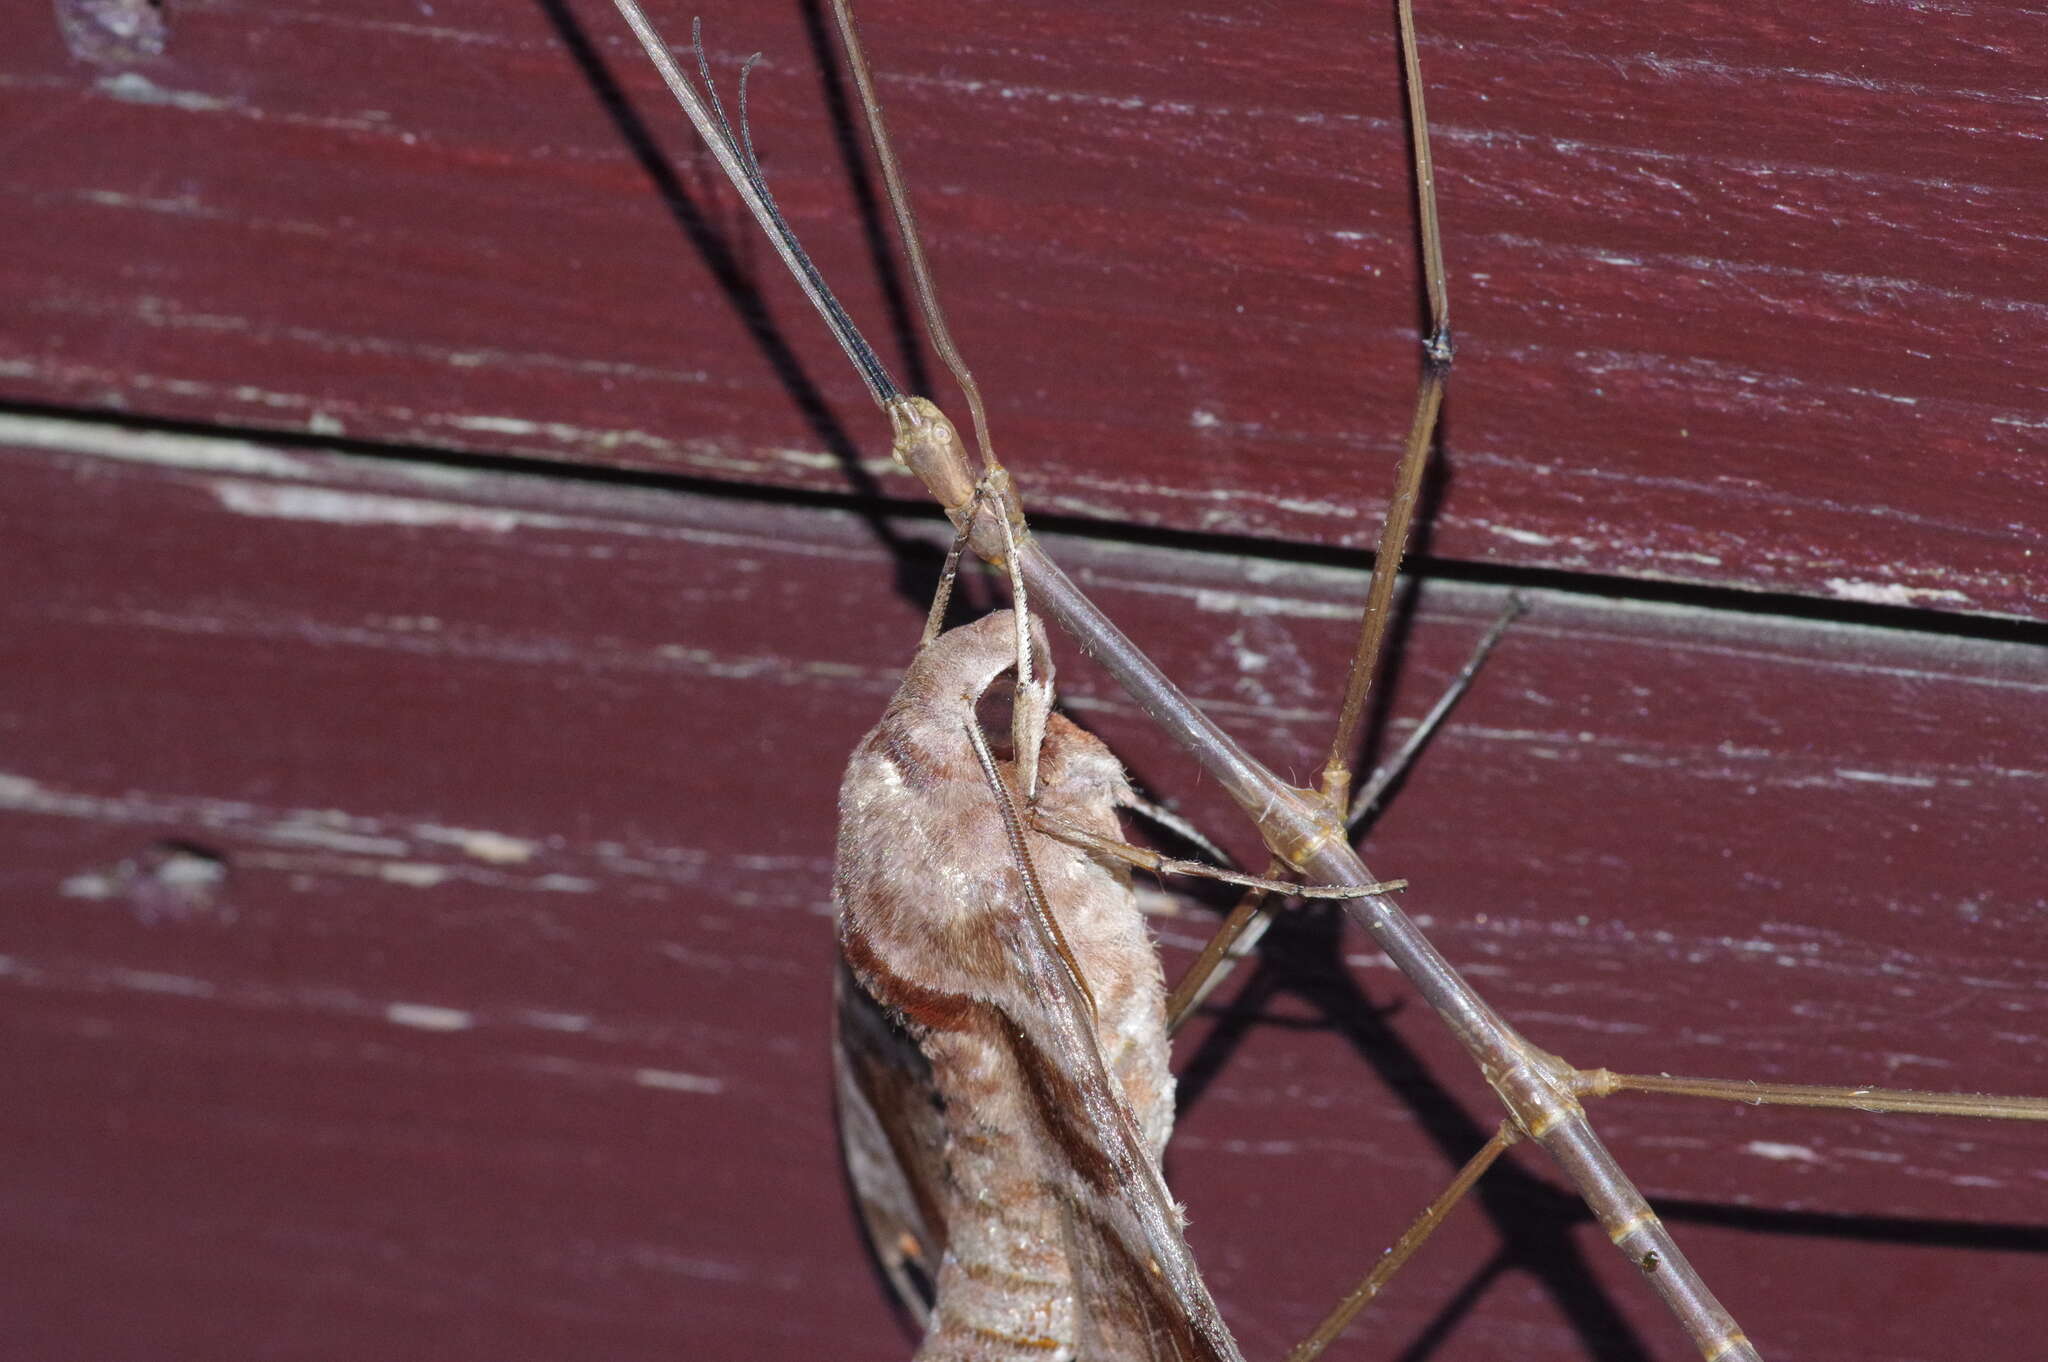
[
  {"xmin": 1163, "ymin": 597, "xmax": 1520, "ymax": 1033},
  {"xmin": 1176, "ymin": 4, "xmax": 2048, "ymax": 1351},
  {"xmin": 607, "ymin": 3, "xmax": 2048, "ymax": 1357},
  {"xmin": 606, "ymin": 1, "xmax": 1755, "ymax": 1355}
]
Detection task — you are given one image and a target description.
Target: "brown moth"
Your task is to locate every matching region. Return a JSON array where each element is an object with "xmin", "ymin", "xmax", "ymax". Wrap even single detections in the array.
[{"xmin": 833, "ymin": 605, "xmax": 1242, "ymax": 1362}]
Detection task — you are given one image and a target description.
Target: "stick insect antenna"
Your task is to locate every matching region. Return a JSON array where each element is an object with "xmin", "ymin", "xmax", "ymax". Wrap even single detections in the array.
[
  {"xmin": 1318, "ymin": 0, "xmax": 1454, "ymax": 814},
  {"xmin": 616, "ymin": 1, "xmax": 1034, "ymax": 778},
  {"xmin": 828, "ymin": 0, "xmax": 1000, "ymax": 474},
  {"xmin": 610, "ymin": 1, "xmax": 901, "ymax": 408}
]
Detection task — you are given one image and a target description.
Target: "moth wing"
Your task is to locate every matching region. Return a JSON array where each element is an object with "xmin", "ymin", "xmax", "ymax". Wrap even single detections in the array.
[
  {"xmin": 992, "ymin": 860, "xmax": 1248, "ymax": 1362},
  {"xmin": 833, "ymin": 959, "xmax": 950, "ymax": 1327}
]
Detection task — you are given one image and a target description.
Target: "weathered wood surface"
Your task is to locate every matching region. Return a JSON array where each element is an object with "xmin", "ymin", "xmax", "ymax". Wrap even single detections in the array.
[
  {"xmin": 3, "ymin": 417, "xmax": 2042, "ymax": 1359},
  {"xmin": 3, "ymin": 0, "xmax": 2044, "ymax": 618}
]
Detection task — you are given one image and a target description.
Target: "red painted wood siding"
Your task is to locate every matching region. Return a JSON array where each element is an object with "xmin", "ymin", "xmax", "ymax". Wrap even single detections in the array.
[
  {"xmin": 2, "ymin": 2, "xmax": 2044, "ymax": 1360},
  {"xmin": 4, "ymin": 1, "xmax": 2043, "ymax": 615}
]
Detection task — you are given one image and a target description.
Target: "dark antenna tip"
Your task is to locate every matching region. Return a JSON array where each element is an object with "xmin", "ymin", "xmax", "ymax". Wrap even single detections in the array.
[{"xmin": 611, "ymin": 0, "xmax": 900, "ymax": 407}]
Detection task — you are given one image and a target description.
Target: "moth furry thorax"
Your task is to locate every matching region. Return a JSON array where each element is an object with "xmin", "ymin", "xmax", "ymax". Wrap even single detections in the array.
[{"xmin": 834, "ymin": 611, "xmax": 1243, "ymax": 1362}]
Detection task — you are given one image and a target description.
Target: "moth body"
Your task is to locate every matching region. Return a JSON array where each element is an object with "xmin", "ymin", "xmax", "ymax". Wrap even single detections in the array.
[{"xmin": 834, "ymin": 611, "xmax": 1240, "ymax": 1362}]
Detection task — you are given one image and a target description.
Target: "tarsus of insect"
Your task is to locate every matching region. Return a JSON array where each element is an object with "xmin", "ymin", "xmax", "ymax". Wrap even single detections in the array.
[{"xmin": 606, "ymin": 2, "xmax": 2048, "ymax": 1358}]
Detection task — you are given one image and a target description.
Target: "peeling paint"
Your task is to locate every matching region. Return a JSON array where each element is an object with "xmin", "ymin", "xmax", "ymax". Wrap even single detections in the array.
[
  {"xmin": 1824, "ymin": 578, "xmax": 1971, "ymax": 608},
  {"xmin": 0, "ymin": 412, "xmax": 310, "ymax": 477},
  {"xmin": 440, "ymin": 412, "xmax": 703, "ymax": 461},
  {"xmin": 57, "ymin": 0, "xmax": 168, "ymax": 63},
  {"xmin": 74, "ymin": 188, "xmax": 218, "ymax": 218}
]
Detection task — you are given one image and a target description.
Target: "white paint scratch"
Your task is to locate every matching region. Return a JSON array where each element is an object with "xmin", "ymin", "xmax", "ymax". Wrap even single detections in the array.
[
  {"xmin": 1269, "ymin": 494, "xmax": 1353, "ymax": 518},
  {"xmin": 1835, "ymin": 768, "xmax": 1937, "ymax": 789},
  {"xmin": 1846, "ymin": 387, "xmax": 1921, "ymax": 407},
  {"xmin": 1838, "ymin": 1147, "xmax": 1906, "ymax": 1164},
  {"xmin": 413, "ymin": 825, "xmax": 538, "ymax": 864},
  {"xmin": 634, "ymin": 1067, "xmax": 724, "ymax": 1094},
  {"xmin": 213, "ymin": 482, "xmax": 529, "ymax": 532},
  {"xmin": 96, "ymin": 72, "xmax": 235, "ymax": 113},
  {"xmin": 385, "ymin": 1002, "xmax": 474, "ymax": 1032},
  {"xmin": 379, "ymin": 862, "xmax": 449, "ymax": 888},
  {"xmin": 1486, "ymin": 523, "xmax": 1561, "ymax": 547},
  {"xmin": 109, "ymin": 969, "xmax": 216, "ymax": 998},
  {"xmin": 265, "ymin": 820, "xmax": 408, "ymax": 855},
  {"xmin": 1186, "ymin": 589, "xmax": 1356, "ymax": 621},
  {"xmin": 518, "ymin": 1010, "xmax": 592, "ymax": 1033}
]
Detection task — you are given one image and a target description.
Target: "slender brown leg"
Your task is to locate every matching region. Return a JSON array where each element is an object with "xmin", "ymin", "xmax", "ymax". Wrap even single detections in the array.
[
  {"xmin": 1581, "ymin": 1069, "xmax": 2048, "ymax": 1123},
  {"xmin": 1167, "ymin": 600, "xmax": 1517, "ymax": 1033},
  {"xmin": 1317, "ymin": 0, "xmax": 1455, "ymax": 818},
  {"xmin": 1283, "ymin": 1123, "xmax": 1521, "ymax": 1362},
  {"xmin": 1166, "ymin": 876, "xmax": 1281, "ymax": 1035}
]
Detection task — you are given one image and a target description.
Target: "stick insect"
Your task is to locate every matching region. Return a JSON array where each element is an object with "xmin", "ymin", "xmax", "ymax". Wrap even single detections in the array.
[{"xmin": 603, "ymin": 2, "xmax": 2048, "ymax": 1356}]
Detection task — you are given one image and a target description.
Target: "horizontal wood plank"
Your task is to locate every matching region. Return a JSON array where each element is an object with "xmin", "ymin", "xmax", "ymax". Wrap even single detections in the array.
[
  {"xmin": 1, "ymin": 1, "xmax": 2043, "ymax": 617},
  {"xmin": 2, "ymin": 416, "xmax": 2042, "ymax": 1359}
]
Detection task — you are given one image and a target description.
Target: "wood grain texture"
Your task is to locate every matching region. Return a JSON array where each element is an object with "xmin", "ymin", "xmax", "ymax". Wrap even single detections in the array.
[
  {"xmin": 2, "ymin": 417, "xmax": 2042, "ymax": 1359},
  {"xmin": 1, "ymin": 1, "xmax": 2043, "ymax": 617}
]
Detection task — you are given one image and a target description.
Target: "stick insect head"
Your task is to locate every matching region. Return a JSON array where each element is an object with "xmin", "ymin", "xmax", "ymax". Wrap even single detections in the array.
[{"xmin": 888, "ymin": 396, "xmax": 977, "ymax": 514}]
